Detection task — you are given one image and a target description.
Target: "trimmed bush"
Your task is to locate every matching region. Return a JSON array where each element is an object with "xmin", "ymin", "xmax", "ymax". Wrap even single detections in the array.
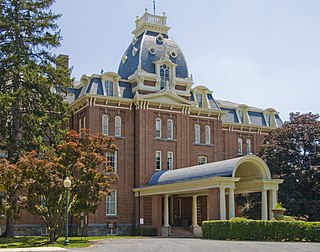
[{"xmin": 202, "ymin": 220, "xmax": 320, "ymax": 242}]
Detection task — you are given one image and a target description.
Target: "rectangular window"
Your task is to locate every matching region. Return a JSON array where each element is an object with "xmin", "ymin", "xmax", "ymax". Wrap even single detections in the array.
[
  {"xmin": 105, "ymin": 80, "xmax": 114, "ymax": 96},
  {"xmin": 106, "ymin": 151, "xmax": 117, "ymax": 173},
  {"xmin": 167, "ymin": 151, "xmax": 173, "ymax": 170},
  {"xmin": 155, "ymin": 151, "xmax": 161, "ymax": 170},
  {"xmin": 196, "ymin": 93, "xmax": 203, "ymax": 107},
  {"xmin": 106, "ymin": 190, "xmax": 117, "ymax": 216}
]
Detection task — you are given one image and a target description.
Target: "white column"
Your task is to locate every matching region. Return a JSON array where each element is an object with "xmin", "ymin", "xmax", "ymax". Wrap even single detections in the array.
[
  {"xmin": 192, "ymin": 195, "xmax": 198, "ymax": 227},
  {"xmin": 228, "ymin": 188, "xmax": 235, "ymax": 219},
  {"xmin": 261, "ymin": 190, "xmax": 268, "ymax": 220},
  {"xmin": 164, "ymin": 194, "xmax": 170, "ymax": 227},
  {"xmin": 220, "ymin": 187, "xmax": 226, "ymax": 220},
  {"xmin": 269, "ymin": 189, "xmax": 278, "ymax": 219}
]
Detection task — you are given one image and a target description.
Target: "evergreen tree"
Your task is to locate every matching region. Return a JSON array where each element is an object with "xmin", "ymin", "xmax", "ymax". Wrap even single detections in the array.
[{"xmin": 0, "ymin": 0, "xmax": 71, "ymax": 237}]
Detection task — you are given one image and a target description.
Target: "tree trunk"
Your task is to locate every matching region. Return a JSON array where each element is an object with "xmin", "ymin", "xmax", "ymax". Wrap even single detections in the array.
[
  {"xmin": 49, "ymin": 229, "xmax": 55, "ymax": 243},
  {"xmin": 1, "ymin": 217, "xmax": 15, "ymax": 237}
]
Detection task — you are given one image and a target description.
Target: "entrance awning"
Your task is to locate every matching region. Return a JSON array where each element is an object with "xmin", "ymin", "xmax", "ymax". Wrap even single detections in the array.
[{"xmin": 133, "ymin": 155, "xmax": 282, "ymax": 197}]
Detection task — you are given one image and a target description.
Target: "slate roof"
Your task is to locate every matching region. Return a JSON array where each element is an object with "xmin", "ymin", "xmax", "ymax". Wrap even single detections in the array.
[
  {"xmin": 118, "ymin": 31, "xmax": 189, "ymax": 80},
  {"xmin": 148, "ymin": 157, "xmax": 243, "ymax": 186}
]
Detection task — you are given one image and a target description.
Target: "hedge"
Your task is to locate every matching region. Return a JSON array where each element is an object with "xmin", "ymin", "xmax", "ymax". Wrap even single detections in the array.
[{"xmin": 202, "ymin": 219, "xmax": 320, "ymax": 242}]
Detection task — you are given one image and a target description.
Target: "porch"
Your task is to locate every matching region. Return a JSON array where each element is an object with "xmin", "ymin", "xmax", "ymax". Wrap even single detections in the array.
[{"xmin": 133, "ymin": 156, "xmax": 283, "ymax": 236}]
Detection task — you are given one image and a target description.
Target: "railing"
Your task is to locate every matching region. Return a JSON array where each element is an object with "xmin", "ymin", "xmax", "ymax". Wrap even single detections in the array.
[{"xmin": 136, "ymin": 12, "xmax": 167, "ymax": 28}]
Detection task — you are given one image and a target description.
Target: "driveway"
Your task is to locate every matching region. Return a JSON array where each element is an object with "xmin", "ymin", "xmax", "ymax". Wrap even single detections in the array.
[{"xmin": 69, "ymin": 238, "xmax": 319, "ymax": 252}]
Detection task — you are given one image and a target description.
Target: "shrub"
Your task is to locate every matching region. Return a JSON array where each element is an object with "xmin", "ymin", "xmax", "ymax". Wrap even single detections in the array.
[{"xmin": 202, "ymin": 220, "xmax": 320, "ymax": 242}]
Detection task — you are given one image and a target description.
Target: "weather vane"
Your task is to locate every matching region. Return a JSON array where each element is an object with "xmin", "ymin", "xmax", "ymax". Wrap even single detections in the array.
[{"xmin": 153, "ymin": 0, "xmax": 156, "ymax": 15}]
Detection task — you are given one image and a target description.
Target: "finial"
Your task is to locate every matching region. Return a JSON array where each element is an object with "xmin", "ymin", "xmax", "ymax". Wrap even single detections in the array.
[
  {"xmin": 145, "ymin": 8, "xmax": 148, "ymax": 13},
  {"xmin": 100, "ymin": 68, "xmax": 104, "ymax": 74},
  {"xmin": 153, "ymin": 0, "xmax": 156, "ymax": 15}
]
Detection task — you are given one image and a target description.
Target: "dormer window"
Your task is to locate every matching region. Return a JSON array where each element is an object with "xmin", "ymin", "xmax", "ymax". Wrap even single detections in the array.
[
  {"xmin": 160, "ymin": 64, "xmax": 170, "ymax": 90},
  {"xmin": 105, "ymin": 80, "xmax": 114, "ymax": 96},
  {"xmin": 195, "ymin": 93, "xmax": 203, "ymax": 108},
  {"xmin": 238, "ymin": 110, "xmax": 244, "ymax": 123},
  {"xmin": 266, "ymin": 113, "xmax": 271, "ymax": 126}
]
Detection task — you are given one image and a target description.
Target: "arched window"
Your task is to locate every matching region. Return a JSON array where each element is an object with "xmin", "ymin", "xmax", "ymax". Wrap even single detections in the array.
[
  {"xmin": 237, "ymin": 137, "xmax": 243, "ymax": 155},
  {"xmin": 102, "ymin": 115, "xmax": 109, "ymax": 136},
  {"xmin": 156, "ymin": 118, "xmax": 162, "ymax": 138},
  {"xmin": 115, "ymin": 116, "xmax": 121, "ymax": 137},
  {"xmin": 205, "ymin": 125, "xmax": 210, "ymax": 144},
  {"xmin": 198, "ymin": 156, "xmax": 207, "ymax": 165},
  {"xmin": 160, "ymin": 64, "xmax": 170, "ymax": 90},
  {"xmin": 246, "ymin": 139, "xmax": 252, "ymax": 155},
  {"xmin": 195, "ymin": 124, "xmax": 200, "ymax": 144},
  {"xmin": 167, "ymin": 119, "xmax": 173, "ymax": 139}
]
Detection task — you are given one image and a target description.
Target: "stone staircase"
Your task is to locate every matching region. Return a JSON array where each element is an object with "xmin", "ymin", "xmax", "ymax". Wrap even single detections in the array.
[{"xmin": 170, "ymin": 227, "xmax": 202, "ymax": 238}]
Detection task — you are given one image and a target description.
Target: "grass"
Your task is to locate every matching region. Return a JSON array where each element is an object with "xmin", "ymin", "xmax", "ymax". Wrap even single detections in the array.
[{"xmin": 0, "ymin": 235, "xmax": 141, "ymax": 249}]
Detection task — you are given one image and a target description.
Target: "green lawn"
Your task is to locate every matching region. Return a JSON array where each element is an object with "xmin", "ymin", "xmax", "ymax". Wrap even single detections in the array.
[{"xmin": 0, "ymin": 236, "xmax": 140, "ymax": 249}]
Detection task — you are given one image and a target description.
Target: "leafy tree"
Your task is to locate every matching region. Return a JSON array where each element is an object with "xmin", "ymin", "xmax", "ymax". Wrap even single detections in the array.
[
  {"xmin": 0, "ymin": 159, "xmax": 26, "ymax": 226},
  {"xmin": 0, "ymin": 0, "xmax": 71, "ymax": 236},
  {"xmin": 258, "ymin": 113, "xmax": 320, "ymax": 221},
  {"xmin": 18, "ymin": 130, "xmax": 117, "ymax": 243}
]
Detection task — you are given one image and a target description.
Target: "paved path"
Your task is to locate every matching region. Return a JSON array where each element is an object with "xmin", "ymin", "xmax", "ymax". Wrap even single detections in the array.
[
  {"xmin": 1, "ymin": 238, "xmax": 319, "ymax": 252},
  {"xmin": 70, "ymin": 238, "xmax": 319, "ymax": 252},
  {"xmin": 0, "ymin": 247, "xmax": 66, "ymax": 252}
]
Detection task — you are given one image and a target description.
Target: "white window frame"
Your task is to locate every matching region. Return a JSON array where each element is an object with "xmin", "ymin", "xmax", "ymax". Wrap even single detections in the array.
[
  {"xmin": 195, "ymin": 124, "xmax": 200, "ymax": 144},
  {"xmin": 155, "ymin": 151, "xmax": 161, "ymax": 170},
  {"xmin": 167, "ymin": 119, "xmax": 173, "ymax": 139},
  {"xmin": 106, "ymin": 151, "xmax": 117, "ymax": 173},
  {"xmin": 246, "ymin": 139, "xmax": 252, "ymax": 155},
  {"xmin": 156, "ymin": 118, "xmax": 162, "ymax": 138},
  {"xmin": 115, "ymin": 116, "xmax": 121, "ymax": 137},
  {"xmin": 106, "ymin": 190, "xmax": 117, "ymax": 216},
  {"xmin": 205, "ymin": 125, "xmax": 210, "ymax": 144},
  {"xmin": 105, "ymin": 80, "xmax": 114, "ymax": 96},
  {"xmin": 238, "ymin": 138, "xmax": 243, "ymax": 155},
  {"xmin": 196, "ymin": 93, "xmax": 203, "ymax": 108},
  {"xmin": 160, "ymin": 64, "xmax": 170, "ymax": 90},
  {"xmin": 167, "ymin": 151, "xmax": 173, "ymax": 170},
  {"xmin": 198, "ymin": 156, "xmax": 207, "ymax": 165},
  {"xmin": 102, "ymin": 115, "xmax": 109, "ymax": 136}
]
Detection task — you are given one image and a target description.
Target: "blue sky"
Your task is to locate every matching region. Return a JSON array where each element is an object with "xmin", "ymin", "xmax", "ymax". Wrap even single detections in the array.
[{"xmin": 52, "ymin": 0, "xmax": 320, "ymax": 121}]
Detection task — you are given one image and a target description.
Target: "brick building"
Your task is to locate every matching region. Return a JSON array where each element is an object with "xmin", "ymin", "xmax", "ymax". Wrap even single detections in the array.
[{"xmin": 1, "ymin": 9, "xmax": 283, "ymax": 236}]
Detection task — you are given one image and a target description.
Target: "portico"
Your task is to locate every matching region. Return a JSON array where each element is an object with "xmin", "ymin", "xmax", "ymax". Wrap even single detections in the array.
[{"xmin": 133, "ymin": 155, "xmax": 283, "ymax": 236}]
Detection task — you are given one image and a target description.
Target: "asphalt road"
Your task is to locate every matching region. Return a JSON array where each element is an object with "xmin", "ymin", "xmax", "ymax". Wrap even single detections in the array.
[{"xmin": 68, "ymin": 238, "xmax": 320, "ymax": 252}]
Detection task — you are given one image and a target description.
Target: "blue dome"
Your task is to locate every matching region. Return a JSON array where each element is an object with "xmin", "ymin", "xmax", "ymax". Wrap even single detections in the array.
[{"xmin": 118, "ymin": 31, "xmax": 189, "ymax": 80}]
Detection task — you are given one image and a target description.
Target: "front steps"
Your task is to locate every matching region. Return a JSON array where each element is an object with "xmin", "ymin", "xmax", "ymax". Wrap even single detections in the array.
[{"xmin": 170, "ymin": 226, "xmax": 202, "ymax": 238}]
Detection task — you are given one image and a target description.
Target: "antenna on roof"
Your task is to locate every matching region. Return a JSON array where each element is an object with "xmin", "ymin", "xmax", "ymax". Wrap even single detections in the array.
[{"xmin": 153, "ymin": 0, "xmax": 156, "ymax": 15}]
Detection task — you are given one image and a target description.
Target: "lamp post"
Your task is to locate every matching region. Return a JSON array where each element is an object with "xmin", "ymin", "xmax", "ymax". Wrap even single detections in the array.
[{"xmin": 63, "ymin": 176, "xmax": 71, "ymax": 246}]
